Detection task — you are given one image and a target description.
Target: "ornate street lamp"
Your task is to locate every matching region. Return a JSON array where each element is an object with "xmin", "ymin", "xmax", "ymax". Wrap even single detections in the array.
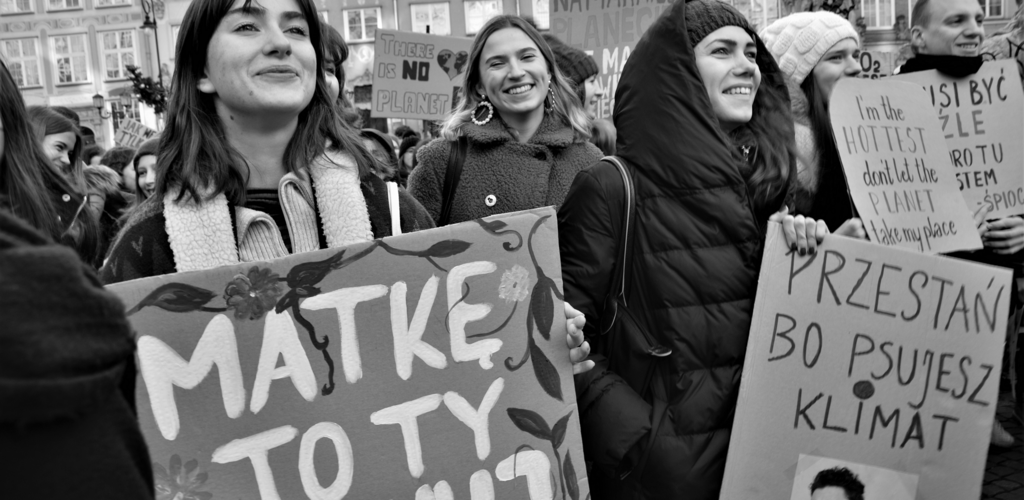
[{"xmin": 140, "ymin": 0, "xmax": 164, "ymax": 89}]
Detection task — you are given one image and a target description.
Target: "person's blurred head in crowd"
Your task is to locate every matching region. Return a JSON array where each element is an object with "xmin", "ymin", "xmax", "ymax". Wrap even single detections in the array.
[{"xmin": 100, "ymin": 146, "xmax": 138, "ymax": 193}]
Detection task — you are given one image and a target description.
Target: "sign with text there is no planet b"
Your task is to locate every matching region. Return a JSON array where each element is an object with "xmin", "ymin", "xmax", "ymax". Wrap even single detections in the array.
[
  {"xmin": 893, "ymin": 59, "xmax": 1024, "ymax": 219},
  {"xmin": 107, "ymin": 207, "xmax": 588, "ymax": 500},
  {"xmin": 371, "ymin": 29, "xmax": 472, "ymax": 121},
  {"xmin": 830, "ymin": 78, "xmax": 983, "ymax": 254},
  {"xmin": 721, "ymin": 223, "xmax": 1012, "ymax": 500}
]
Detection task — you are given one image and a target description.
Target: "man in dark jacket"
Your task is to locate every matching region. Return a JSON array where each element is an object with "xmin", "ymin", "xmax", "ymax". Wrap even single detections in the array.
[
  {"xmin": 0, "ymin": 209, "xmax": 154, "ymax": 498},
  {"xmin": 558, "ymin": 0, "xmax": 796, "ymax": 497}
]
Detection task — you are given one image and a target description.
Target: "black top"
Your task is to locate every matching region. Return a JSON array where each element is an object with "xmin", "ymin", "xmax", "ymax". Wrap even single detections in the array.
[{"xmin": 244, "ymin": 189, "xmax": 291, "ymax": 253}]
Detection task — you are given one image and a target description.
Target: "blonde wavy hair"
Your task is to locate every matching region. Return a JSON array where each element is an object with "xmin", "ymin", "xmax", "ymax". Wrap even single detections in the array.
[{"xmin": 440, "ymin": 15, "xmax": 591, "ymax": 142}]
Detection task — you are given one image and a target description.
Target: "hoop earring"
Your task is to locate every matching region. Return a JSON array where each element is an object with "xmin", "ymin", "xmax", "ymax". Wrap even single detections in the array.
[
  {"xmin": 472, "ymin": 97, "xmax": 494, "ymax": 126},
  {"xmin": 545, "ymin": 85, "xmax": 556, "ymax": 112}
]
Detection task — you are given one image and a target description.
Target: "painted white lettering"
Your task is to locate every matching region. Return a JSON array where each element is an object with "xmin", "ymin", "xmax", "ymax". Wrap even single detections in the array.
[
  {"xmin": 301, "ymin": 285, "xmax": 389, "ymax": 383},
  {"xmin": 447, "ymin": 261, "xmax": 501, "ymax": 369}
]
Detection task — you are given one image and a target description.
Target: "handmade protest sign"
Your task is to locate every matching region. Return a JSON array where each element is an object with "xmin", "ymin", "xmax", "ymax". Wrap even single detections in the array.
[
  {"xmin": 721, "ymin": 223, "xmax": 1012, "ymax": 500},
  {"xmin": 107, "ymin": 207, "xmax": 588, "ymax": 500},
  {"xmin": 114, "ymin": 117, "xmax": 157, "ymax": 149},
  {"xmin": 829, "ymin": 78, "xmax": 983, "ymax": 253},
  {"xmin": 371, "ymin": 29, "xmax": 472, "ymax": 121},
  {"xmin": 892, "ymin": 60, "xmax": 1024, "ymax": 218},
  {"xmin": 550, "ymin": 0, "xmax": 673, "ymax": 119}
]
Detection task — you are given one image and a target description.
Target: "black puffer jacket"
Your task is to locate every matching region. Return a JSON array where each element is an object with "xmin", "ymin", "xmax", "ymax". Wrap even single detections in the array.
[{"xmin": 559, "ymin": 1, "xmax": 792, "ymax": 498}]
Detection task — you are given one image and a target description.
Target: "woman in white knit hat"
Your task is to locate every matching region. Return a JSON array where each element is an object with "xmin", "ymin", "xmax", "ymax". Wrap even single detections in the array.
[{"xmin": 762, "ymin": 11, "xmax": 866, "ymax": 237}]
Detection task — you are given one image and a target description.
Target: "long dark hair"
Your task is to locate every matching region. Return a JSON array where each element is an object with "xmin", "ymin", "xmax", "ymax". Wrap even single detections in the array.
[
  {"xmin": 159, "ymin": 0, "xmax": 376, "ymax": 206},
  {"xmin": 441, "ymin": 15, "xmax": 591, "ymax": 141},
  {"xmin": 801, "ymin": 74, "xmax": 853, "ymax": 226},
  {"xmin": 26, "ymin": 106, "xmax": 84, "ymax": 188},
  {"xmin": 0, "ymin": 62, "xmax": 98, "ymax": 260}
]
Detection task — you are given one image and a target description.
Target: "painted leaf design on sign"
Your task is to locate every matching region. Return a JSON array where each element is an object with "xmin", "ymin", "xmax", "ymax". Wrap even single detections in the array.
[
  {"xmin": 422, "ymin": 239, "xmax": 472, "ymax": 258},
  {"xmin": 531, "ymin": 275, "xmax": 554, "ymax": 340},
  {"xmin": 507, "ymin": 407, "xmax": 552, "ymax": 441},
  {"xmin": 530, "ymin": 341, "xmax": 563, "ymax": 401},
  {"xmin": 126, "ymin": 282, "xmax": 217, "ymax": 316},
  {"xmin": 564, "ymin": 453, "xmax": 580, "ymax": 500},
  {"xmin": 551, "ymin": 410, "xmax": 572, "ymax": 449}
]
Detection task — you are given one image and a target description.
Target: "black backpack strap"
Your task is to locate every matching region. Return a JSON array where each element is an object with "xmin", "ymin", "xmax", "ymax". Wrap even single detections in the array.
[
  {"xmin": 600, "ymin": 155, "xmax": 637, "ymax": 330},
  {"xmin": 438, "ymin": 135, "xmax": 469, "ymax": 226}
]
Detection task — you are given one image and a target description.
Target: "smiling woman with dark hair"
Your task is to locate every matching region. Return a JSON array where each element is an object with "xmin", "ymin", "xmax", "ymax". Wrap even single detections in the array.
[{"xmin": 101, "ymin": 0, "xmax": 435, "ymax": 284}]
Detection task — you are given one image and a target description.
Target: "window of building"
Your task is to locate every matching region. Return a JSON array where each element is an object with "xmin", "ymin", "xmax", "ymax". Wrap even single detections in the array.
[
  {"xmin": 532, "ymin": 0, "xmax": 549, "ymax": 30},
  {"xmin": 47, "ymin": 0, "xmax": 80, "ymax": 10},
  {"xmin": 101, "ymin": 30, "xmax": 136, "ymax": 80},
  {"xmin": 980, "ymin": 0, "xmax": 1002, "ymax": 18},
  {"xmin": 411, "ymin": 2, "xmax": 450, "ymax": 36},
  {"xmin": 0, "ymin": 0, "xmax": 33, "ymax": 15},
  {"xmin": 465, "ymin": 0, "xmax": 501, "ymax": 35},
  {"xmin": 51, "ymin": 33, "xmax": 90, "ymax": 84},
  {"xmin": 344, "ymin": 7, "xmax": 380, "ymax": 42},
  {"xmin": 861, "ymin": 0, "xmax": 895, "ymax": 29},
  {"xmin": 96, "ymin": 0, "xmax": 132, "ymax": 7},
  {"xmin": 1, "ymin": 38, "xmax": 41, "ymax": 87}
]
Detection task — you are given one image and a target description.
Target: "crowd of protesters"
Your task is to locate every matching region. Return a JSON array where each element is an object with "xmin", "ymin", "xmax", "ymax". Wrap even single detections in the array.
[{"xmin": 1, "ymin": 0, "xmax": 1021, "ymax": 498}]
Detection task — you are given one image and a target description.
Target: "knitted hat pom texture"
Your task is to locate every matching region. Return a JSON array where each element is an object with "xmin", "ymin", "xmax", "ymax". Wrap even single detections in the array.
[{"xmin": 760, "ymin": 11, "xmax": 861, "ymax": 87}]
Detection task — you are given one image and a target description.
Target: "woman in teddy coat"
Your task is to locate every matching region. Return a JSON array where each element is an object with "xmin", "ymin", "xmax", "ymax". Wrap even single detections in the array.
[
  {"xmin": 408, "ymin": 15, "xmax": 601, "ymax": 226},
  {"xmin": 761, "ymin": 11, "xmax": 867, "ymax": 235}
]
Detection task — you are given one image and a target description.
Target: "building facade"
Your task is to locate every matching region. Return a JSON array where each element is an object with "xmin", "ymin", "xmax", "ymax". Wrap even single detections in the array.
[
  {"xmin": 1, "ymin": 0, "xmax": 167, "ymax": 147},
  {"xmin": 5, "ymin": 0, "xmax": 1017, "ymax": 145}
]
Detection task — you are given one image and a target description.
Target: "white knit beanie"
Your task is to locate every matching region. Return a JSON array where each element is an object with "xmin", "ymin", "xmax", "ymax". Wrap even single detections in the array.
[{"xmin": 760, "ymin": 11, "xmax": 860, "ymax": 86}]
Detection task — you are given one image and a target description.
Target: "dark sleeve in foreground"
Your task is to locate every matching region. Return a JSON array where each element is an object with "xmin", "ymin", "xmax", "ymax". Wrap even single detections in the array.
[
  {"xmin": 558, "ymin": 164, "xmax": 653, "ymax": 477},
  {"xmin": 100, "ymin": 201, "xmax": 176, "ymax": 284},
  {"xmin": 0, "ymin": 210, "xmax": 154, "ymax": 498}
]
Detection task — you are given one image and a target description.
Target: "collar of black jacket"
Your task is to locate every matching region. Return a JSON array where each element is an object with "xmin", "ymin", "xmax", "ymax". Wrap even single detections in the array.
[{"xmin": 898, "ymin": 53, "xmax": 984, "ymax": 77}]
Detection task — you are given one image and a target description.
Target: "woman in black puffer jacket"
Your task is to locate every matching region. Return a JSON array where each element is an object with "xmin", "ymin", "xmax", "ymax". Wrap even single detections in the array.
[{"xmin": 559, "ymin": 1, "xmax": 829, "ymax": 498}]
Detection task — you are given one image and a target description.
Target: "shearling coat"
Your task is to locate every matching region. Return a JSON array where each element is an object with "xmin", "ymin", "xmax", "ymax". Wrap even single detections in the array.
[
  {"xmin": 408, "ymin": 114, "xmax": 601, "ymax": 225},
  {"xmin": 100, "ymin": 151, "xmax": 433, "ymax": 284}
]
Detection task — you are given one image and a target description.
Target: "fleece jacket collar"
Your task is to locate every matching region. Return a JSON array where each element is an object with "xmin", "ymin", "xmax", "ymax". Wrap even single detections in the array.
[
  {"xmin": 461, "ymin": 112, "xmax": 575, "ymax": 148},
  {"xmin": 164, "ymin": 150, "xmax": 373, "ymax": 272}
]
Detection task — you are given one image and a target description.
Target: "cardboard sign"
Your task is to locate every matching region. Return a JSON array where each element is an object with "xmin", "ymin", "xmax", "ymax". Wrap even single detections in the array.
[
  {"xmin": 829, "ymin": 78, "xmax": 983, "ymax": 254},
  {"xmin": 550, "ymin": 0, "xmax": 673, "ymax": 119},
  {"xmin": 114, "ymin": 117, "xmax": 157, "ymax": 149},
  {"xmin": 107, "ymin": 208, "xmax": 589, "ymax": 500},
  {"xmin": 721, "ymin": 223, "xmax": 1012, "ymax": 500},
  {"xmin": 892, "ymin": 60, "xmax": 1024, "ymax": 219},
  {"xmin": 857, "ymin": 50, "xmax": 896, "ymax": 80},
  {"xmin": 370, "ymin": 30, "xmax": 472, "ymax": 120}
]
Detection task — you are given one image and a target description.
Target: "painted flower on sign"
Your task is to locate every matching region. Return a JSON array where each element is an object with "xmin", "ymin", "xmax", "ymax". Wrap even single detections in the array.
[
  {"xmin": 224, "ymin": 266, "xmax": 283, "ymax": 320},
  {"xmin": 498, "ymin": 264, "xmax": 530, "ymax": 303},
  {"xmin": 153, "ymin": 454, "xmax": 212, "ymax": 500}
]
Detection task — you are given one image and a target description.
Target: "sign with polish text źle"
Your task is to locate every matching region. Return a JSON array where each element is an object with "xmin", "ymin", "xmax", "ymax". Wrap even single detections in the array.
[
  {"xmin": 107, "ymin": 207, "xmax": 588, "ymax": 500},
  {"xmin": 892, "ymin": 59, "xmax": 1024, "ymax": 219},
  {"xmin": 721, "ymin": 223, "xmax": 1011, "ymax": 500},
  {"xmin": 371, "ymin": 29, "xmax": 472, "ymax": 121},
  {"xmin": 114, "ymin": 117, "xmax": 157, "ymax": 149},
  {"xmin": 829, "ymin": 78, "xmax": 983, "ymax": 254}
]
